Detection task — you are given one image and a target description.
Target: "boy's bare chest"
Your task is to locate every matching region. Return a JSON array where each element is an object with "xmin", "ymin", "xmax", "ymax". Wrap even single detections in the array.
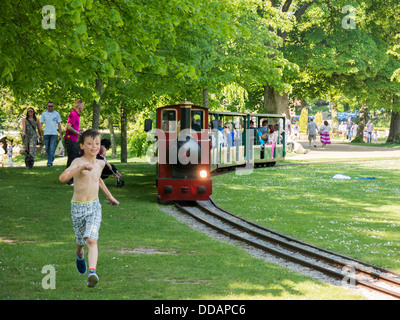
[{"xmin": 79, "ymin": 163, "xmax": 103, "ymax": 181}]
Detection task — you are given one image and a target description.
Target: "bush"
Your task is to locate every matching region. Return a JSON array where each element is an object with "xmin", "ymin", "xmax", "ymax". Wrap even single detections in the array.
[
  {"xmin": 314, "ymin": 111, "xmax": 323, "ymax": 127},
  {"xmin": 127, "ymin": 130, "xmax": 151, "ymax": 158},
  {"xmin": 299, "ymin": 108, "xmax": 308, "ymax": 133}
]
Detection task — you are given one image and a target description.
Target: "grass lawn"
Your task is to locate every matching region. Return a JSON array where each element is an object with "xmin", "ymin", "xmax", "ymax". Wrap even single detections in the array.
[
  {"xmin": 213, "ymin": 159, "xmax": 400, "ymax": 272},
  {"xmin": 0, "ymin": 158, "xmax": 363, "ymax": 300}
]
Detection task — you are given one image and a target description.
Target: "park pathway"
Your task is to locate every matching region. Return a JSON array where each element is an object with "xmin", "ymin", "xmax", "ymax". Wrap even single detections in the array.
[{"xmin": 288, "ymin": 140, "xmax": 400, "ymax": 161}]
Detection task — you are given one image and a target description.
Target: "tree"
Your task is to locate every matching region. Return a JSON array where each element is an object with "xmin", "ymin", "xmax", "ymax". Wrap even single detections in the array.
[
  {"xmin": 283, "ymin": 1, "xmax": 400, "ymax": 142},
  {"xmin": 253, "ymin": 0, "xmax": 316, "ymax": 115},
  {"xmin": 299, "ymin": 107, "xmax": 308, "ymax": 133},
  {"xmin": 1, "ymin": 0, "xmax": 229, "ymax": 124}
]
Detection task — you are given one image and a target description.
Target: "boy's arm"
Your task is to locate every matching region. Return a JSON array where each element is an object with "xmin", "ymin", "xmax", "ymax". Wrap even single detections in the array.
[
  {"xmin": 59, "ymin": 159, "xmax": 91, "ymax": 183},
  {"xmin": 99, "ymin": 178, "xmax": 119, "ymax": 205}
]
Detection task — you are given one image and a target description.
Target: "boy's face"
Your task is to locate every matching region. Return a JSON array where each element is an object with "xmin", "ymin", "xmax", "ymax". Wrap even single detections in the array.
[{"xmin": 80, "ymin": 135, "xmax": 101, "ymax": 157}]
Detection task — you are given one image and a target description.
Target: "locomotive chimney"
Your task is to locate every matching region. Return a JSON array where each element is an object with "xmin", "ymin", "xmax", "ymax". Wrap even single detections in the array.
[{"xmin": 179, "ymin": 101, "xmax": 193, "ymax": 131}]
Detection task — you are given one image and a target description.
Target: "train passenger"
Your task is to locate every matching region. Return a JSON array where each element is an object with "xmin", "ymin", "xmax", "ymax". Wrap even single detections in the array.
[
  {"xmin": 218, "ymin": 120, "xmax": 224, "ymax": 131},
  {"xmin": 258, "ymin": 120, "xmax": 268, "ymax": 143},
  {"xmin": 233, "ymin": 124, "xmax": 242, "ymax": 161},
  {"xmin": 279, "ymin": 113, "xmax": 291, "ymax": 147},
  {"xmin": 249, "ymin": 120, "xmax": 258, "ymax": 144},
  {"xmin": 233, "ymin": 123, "xmax": 242, "ymax": 144},
  {"xmin": 209, "ymin": 127, "xmax": 224, "ymax": 148},
  {"xmin": 192, "ymin": 120, "xmax": 202, "ymax": 131},
  {"xmin": 223, "ymin": 123, "xmax": 234, "ymax": 147},
  {"xmin": 267, "ymin": 125, "xmax": 278, "ymax": 157}
]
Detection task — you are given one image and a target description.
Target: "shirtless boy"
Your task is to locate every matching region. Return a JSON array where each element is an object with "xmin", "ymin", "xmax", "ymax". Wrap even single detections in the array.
[{"xmin": 59, "ymin": 129, "xmax": 119, "ymax": 288}]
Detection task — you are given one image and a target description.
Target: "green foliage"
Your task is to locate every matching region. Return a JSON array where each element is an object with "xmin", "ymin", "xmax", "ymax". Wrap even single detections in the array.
[
  {"xmin": 299, "ymin": 107, "xmax": 308, "ymax": 133},
  {"xmin": 285, "ymin": 0, "xmax": 400, "ymax": 114},
  {"xmin": 127, "ymin": 130, "xmax": 151, "ymax": 158},
  {"xmin": 2, "ymin": 0, "xmax": 400, "ymax": 139},
  {"xmin": 314, "ymin": 111, "xmax": 323, "ymax": 127}
]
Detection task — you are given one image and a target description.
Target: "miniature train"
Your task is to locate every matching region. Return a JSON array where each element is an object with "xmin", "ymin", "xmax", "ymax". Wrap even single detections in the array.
[{"xmin": 144, "ymin": 101, "xmax": 286, "ymax": 202}]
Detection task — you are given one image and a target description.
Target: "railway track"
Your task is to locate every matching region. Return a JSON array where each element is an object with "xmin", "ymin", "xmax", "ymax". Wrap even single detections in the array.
[{"xmin": 174, "ymin": 198, "xmax": 400, "ymax": 299}]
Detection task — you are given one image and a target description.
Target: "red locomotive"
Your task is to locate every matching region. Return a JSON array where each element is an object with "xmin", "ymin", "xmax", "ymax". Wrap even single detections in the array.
[{"xmin": 145, "ymin": 101, "xmax": 212, "ymax": 202}]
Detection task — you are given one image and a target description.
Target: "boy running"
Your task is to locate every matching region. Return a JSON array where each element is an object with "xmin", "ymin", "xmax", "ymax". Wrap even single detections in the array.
[{"xmin": 59, "ymin": 129, "xmax": 119, "ymax": 288}]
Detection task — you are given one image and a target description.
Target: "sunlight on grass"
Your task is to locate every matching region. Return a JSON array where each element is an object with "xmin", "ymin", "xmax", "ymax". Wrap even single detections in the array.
[{"xmin": 213, "ymin": 160, "xmax": 400, "ymax": 273}]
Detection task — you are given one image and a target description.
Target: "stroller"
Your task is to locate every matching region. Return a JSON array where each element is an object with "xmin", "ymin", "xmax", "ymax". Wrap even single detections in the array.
[{"xmin": 97, "ymin": 154, "xmax": 124, "ymax": 188}]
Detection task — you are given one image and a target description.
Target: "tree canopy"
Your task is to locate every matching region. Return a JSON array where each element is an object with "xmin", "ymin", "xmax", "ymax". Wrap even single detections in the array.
[{"xmin": 1, "ymin": 0, "xmax": 400, "ymax": 146}]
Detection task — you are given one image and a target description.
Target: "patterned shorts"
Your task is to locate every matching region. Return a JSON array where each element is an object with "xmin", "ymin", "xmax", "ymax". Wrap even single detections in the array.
[{"xmin": 71, "ymin": 198, "xmax": 102, "ymax": 246}]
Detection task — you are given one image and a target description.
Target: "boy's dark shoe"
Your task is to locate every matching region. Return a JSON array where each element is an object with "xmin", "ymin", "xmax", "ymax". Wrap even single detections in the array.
[{"xmin": 76, "ymin": 252, "xmax": 87, "ymax": 274}]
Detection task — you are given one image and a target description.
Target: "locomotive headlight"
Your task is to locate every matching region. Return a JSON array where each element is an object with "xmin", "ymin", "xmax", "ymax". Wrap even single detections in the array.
[{"xmin": 199, "ymin": 170, "xmax": 208, "ymax": 179}]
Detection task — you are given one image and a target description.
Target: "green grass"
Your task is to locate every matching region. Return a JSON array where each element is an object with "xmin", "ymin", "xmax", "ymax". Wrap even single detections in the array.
[
  {"xmin": 213, "ymin": 160, "xmax": 400, "ymax": 272},
  {"xmin": 0, "ymin": 161, "xmax": 363, "ymax": 300}
]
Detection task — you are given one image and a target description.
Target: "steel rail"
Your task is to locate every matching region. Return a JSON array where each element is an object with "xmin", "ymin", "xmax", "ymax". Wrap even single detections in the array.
[
  {"xmin": 208, "ymin": 197, "xmax": 400, "ymax": 279},
  {"xmin": 174, "ymin": 200, "xmax": 400, "ymax": 299},
  {"xmin": 198, "ymin": 201, "xmax": 400, "ymax": 288}
]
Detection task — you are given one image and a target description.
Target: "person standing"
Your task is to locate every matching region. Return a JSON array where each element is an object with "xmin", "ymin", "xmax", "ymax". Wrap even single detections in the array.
[
  {"xmin": 307, "ymin": 118, "xmax": 319, "ymax": 148},
  {"xmin": 6, "ymin": 140, "xmax": 13, "ymax": 167},
  {"xmin": 39, "ymin": 102, "xmax": 62, "ymax": 167},
  {"xmin": 366, "ymin": 120, "xmax": 374, "ymax": 143},
  {"xmin": 0, "ymin": 141, "xmax": 5, "ymax": 167},
  {"xmin": 22, "ymin": 107, "xmax": 43, "ymax": 168},
  {"xmin": 346, "ymin": 117, "xmax": 354, "ymax": 141},
  {"xmin": 319, "ymin": 120, "xmax": 331, "ymax": 148},
  {"xmin": 339, "ymin": 121, "xmax": 346, "ymax": 142},
  {"xmin": 64, "ymin": 100, "xmax": 84, "ymax": 185},
  {"xmin": 352, "ymin": 122, "xmax": 358, "ymax": 139}
]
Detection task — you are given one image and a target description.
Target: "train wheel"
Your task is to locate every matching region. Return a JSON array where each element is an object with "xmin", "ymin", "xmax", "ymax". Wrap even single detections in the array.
[{"xmin": 157, "ymin": 195, "xmax": 174, "ymax": 205}]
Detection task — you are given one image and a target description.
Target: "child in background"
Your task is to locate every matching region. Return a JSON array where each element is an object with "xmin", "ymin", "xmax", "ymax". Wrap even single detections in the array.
[
  {"xmin": 0, "ymin": 141, "xmax": 4, "ymax": 167},
  {"xmin": 7, "ymin": 140, "xmax": 13, "ymax": 167},
  {"xmin": 97, "ymin": 139, "xmax": 122, "ymax": 179},
  {"xmin": 59, "ymin": 129, "xmax": 119, "ymax": 288}
]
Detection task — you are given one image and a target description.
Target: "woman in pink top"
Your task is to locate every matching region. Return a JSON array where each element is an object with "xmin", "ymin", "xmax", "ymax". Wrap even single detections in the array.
[{"xmin": 64, "ymin": 100, "xmax": 84, "ymax": 185}]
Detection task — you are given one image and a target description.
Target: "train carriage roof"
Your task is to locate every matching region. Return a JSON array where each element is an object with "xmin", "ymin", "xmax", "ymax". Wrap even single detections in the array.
[{"xmin": 209, "ymin": 110, "xmax": 284, "ymax": 118}]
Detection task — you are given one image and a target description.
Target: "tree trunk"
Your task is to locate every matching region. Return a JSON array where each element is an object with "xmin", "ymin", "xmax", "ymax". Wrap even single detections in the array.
[
  {"xmin": 355, "ymin": 104, "xmax": 368, "ymax": 142},
  {"xmin": 263, "ymin": 85, "xmax": 289, "ymax": 115},
  {"xmin": 387, "ymin": 111, "xmax": 400, "ymax": 144},
  {"xmin": 330, "ymin": 100, "xmax": 338, "ymax": 133},
  {"xmin": 203, "ymin": 88, "xmax": 209, "ymax": 108},
  {"xmin": 108, "ymin": 116, "xmax": 117, "ymax": 159},
  {"xmin": 92, "ymin": 74, "xmax": 102, "ymax": 130},
  {"xmin": 120, "ymin": 105, "xmax": 127, "ymax": 163}
]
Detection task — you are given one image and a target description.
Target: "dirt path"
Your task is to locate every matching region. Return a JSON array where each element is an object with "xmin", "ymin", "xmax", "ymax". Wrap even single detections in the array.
[{"xmin": 287, "ymin": 140, "xmax": 400, "ymax": 161}]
